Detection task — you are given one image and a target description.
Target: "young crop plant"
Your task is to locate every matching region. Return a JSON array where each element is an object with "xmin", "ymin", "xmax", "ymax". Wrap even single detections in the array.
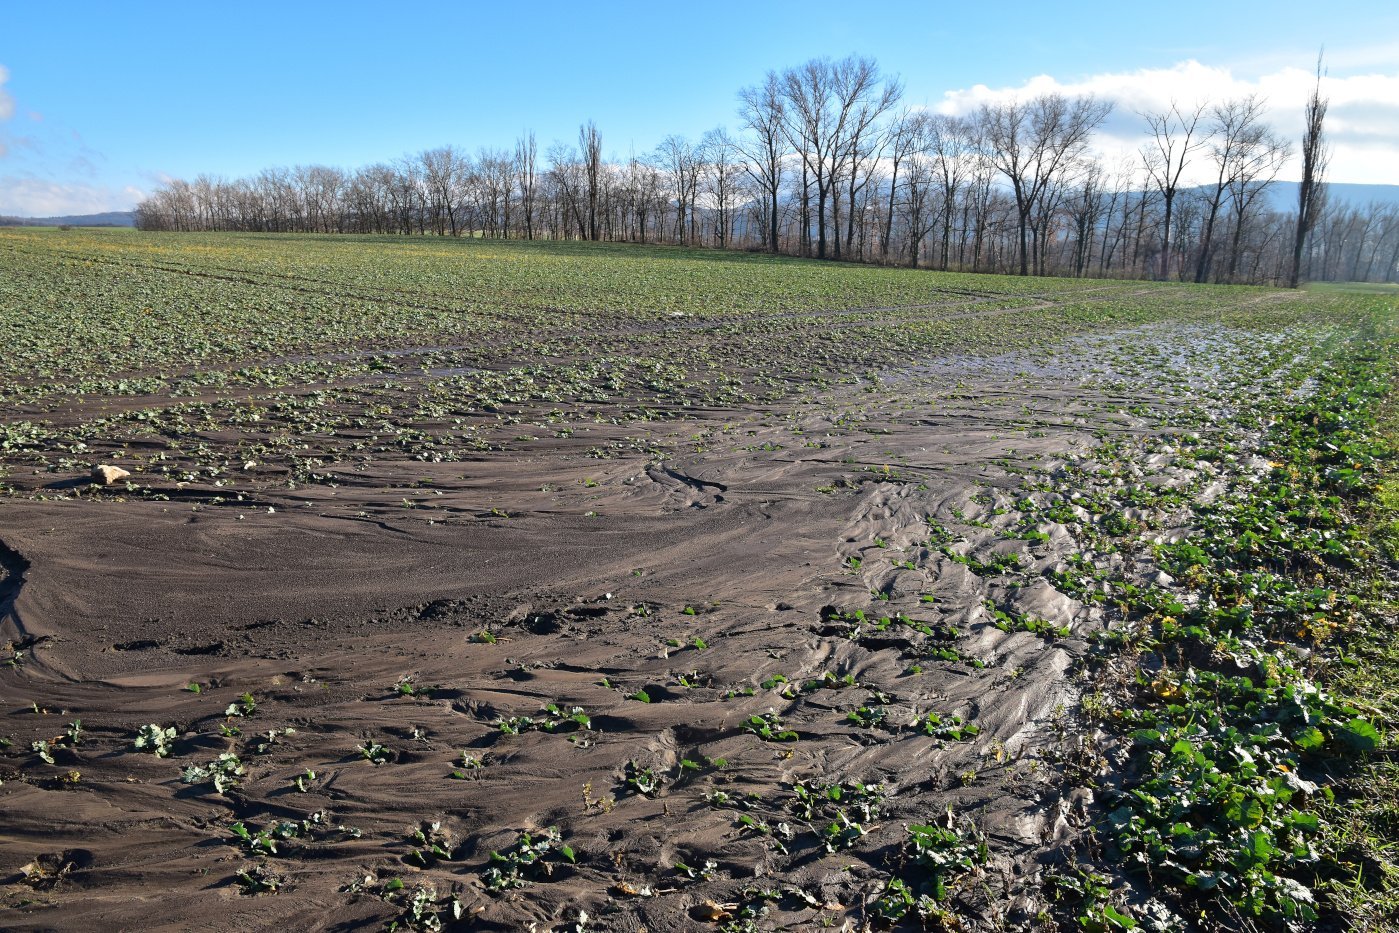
[
  {"xmin": 496, "ymin": 702, "xmax": 592, "ymax": 735},
  {"xmin": 30, "ymin": 720, "xmax": 82, "ymax": 764},
  {"xmin": 357, "ymin": 739, "xmax": 393, "ymax": 764},
  {"xmin": 404, "ymin": 821, "xmax": 455, "ymax": 868},
  {"xmin": 449, "ymin": 751, "xmax": 485, "ymax": 780},
  {"xmin": 872, "ymin": 815, "xmax": 989, "ymax": 923},
  {"xmin": 790, "ymin": 779, "xmax": 886, "ymax": 854},
  {"xmin": 181, "ymin": 752, "xmax": 245, "ymax": 794},
  {"xmin": 743, "ymin": 711, "xmax": 798, "ymax": 742},
  {"xmin": 674, "ymin": 857, "xmax": 719, "ymax": 881},
  {"xmin": 846, "ymin": 705, "xmax": 890, "ymax": 731},
  {"xmin": 622, "ymin": 760, "xmax": 663, "ymax": 797},
  {"xmin": 916, "ymin": 711, "xmax": 980, "ymax": 742},
  {"xmin": 1044, "ymin": 867, "xmax": 1141, "ymax": 933},
  {"xmin": 134, "ymin": 723, "xmax": 177, "ymax": 757},
  {"xmin": 736, "ymin": 813, "xmax": 794, "ymax": 855},
  {"xmin": 225, "ymin": 692, "xmax": 257, "ymax": 718},
  {"xmin": 228, "ymin": 818, "xmax": 311, "ymax": 857},
  {"xmin": 985, "ymin": 601, "xmax": 1071, "ymax": 639},
  {"xmin": 392, "ymin": 674, "xmax": 435, "ymax": 698},
  {"xmin": 480, "ymin": 827, "xmax": 576, "ymax": 892},
  {"xmin": 234, "ymin": 864, "xmax": 283, "ymax": 895},
  {"xmin": 1036, "ymin": 315, "xmax": 1399, "ymax": 929}
]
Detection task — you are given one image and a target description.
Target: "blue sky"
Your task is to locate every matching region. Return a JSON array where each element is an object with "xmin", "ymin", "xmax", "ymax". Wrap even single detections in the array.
[{"xmin": 3, "ymin": 0, "xmax": 1398, "ymax": 215}]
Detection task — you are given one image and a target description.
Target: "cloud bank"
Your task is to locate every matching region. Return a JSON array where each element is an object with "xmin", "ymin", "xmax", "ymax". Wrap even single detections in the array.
[
  {"xmin": 0, "ymin": 175, "xmax": 145, "ymax": 218},
  {"xmin": 0, "ymin": 62, "xmax": 146, "ymax": 216},
  {"xmin": 0, "ymin": 65, "xmax": 13, "ymax": 121},
  {"xmin": 932, "ymin": 60, "xmax": 1399, "ymax": 186}
]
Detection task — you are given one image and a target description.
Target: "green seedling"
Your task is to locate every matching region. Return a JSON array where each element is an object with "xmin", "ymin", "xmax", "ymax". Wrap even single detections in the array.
[
  {"xmin": 449, "ymin": 752, "xmax": 484, "ymax": 779},
  {"xmin": 481, "ymin": 827, "xmax": 575, "ymax": 892},
  {"xmin": 405, "ymin": 821, "xmax": 454, "ymax": 867},
  {"xmin": 252, "ymin": 727, "xmax": 296, "ymax": 754},
  {"xmin": 357, "ymin": 740, "xmax": 392, "ymax": 764},
  {"xmin": 623, "ymin": 760, "xmax": 662, "ymax": 797},
  {"xmin": 846, "ymin": 706, "xmax": 889, "ymax": 730},
  {"xmin": 498, "ymin": 702, "xmax": 592, "ymax": 735},
  {"xmin": 674, "ymin": 857, "xmax": 718, "ymax": 880},
  {"xmin": 134, "ymin": 723, "xmax": 177, "ymax": 757},
  {"xmin": 225, "ymin": 692, "xmax": 257, "ymax": 718},
  {"xmin": 235, "ymin": 864, "xmax": 283, "ymax": 894},
  {"xmin": 917, "ymin": 711, "xmax": 980, "ymax": 741},
  {"xmin": 181, "ymin": 752, "xmax": 245, "ymax": 794},
  {"xmin": 736, "ymin": 814, "xmax": 792, "ymax": 854},
  {"xmin": 743, "ymin": 712, "xmax": 797, "ymax": 742}
]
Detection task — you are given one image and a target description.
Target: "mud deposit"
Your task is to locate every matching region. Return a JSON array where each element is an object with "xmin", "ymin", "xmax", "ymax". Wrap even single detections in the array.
[{"xmin": 0, "ymin": 231, "xmax": 1356, "ymax": 931}]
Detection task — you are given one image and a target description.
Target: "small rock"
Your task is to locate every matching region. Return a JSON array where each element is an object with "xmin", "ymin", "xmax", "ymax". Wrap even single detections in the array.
[{"xmin": 90, "ymin": 464, "xmax": 131, "ymax": 485}]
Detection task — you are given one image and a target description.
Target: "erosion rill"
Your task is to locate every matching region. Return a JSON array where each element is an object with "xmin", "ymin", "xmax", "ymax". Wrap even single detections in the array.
[{"xmin": 0, "ymin": 229, "xmax": 1394, "ymax": 931}]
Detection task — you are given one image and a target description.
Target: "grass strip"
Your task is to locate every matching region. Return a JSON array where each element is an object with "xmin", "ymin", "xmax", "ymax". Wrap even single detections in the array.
[{"xmin": 1063, "ymin": 314, "xmax": 1398, "ymax": 930}]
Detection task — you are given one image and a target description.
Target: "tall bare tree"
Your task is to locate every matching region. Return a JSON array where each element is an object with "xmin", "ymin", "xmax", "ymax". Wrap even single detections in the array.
[
  {"xmin": 781, "ymin": 55, "xmax": 892, "ymax": 260},
  {"xmin": 514, "ymin": 132, "xmax": 537, "ymax": 240},
  {"xmin": 980, "ymin": 93, "xmax": 1112, "ymax": 275},
  {"xmin": 1290, "ymin": 56, "xmax": 1329, "ymax": 288},
  {"xmin": 737, "ymin": 73, "xmax": 787, "ymax": 253},
  {"xmin": 927, "ymin": 115, "xmax": 977, "ymax": 270},
  {"xmin": 1195, "ymin": 96, "xmax": 1270, "ymax": 282},
  {"xmin": 835, "ymin": 68, "xmax": 902, "ymax": 259},
  {"xmin": 1140, "ymin": 100, "xmax": 1212, "ymax": 279},
  {"xmin": 879, "ymin": 109, "xmax": 924, "ymax": 261},
  {"xmin": 579, "ymin": 121, "xmax": 603, "ymax": 241},
  {"xmin": 700, "ymin": 127, "xmax": 742, "ymax": 247},
  {"xmin": 1221, "ymin": 126, "xmax": 1290, "ymax": 282}
]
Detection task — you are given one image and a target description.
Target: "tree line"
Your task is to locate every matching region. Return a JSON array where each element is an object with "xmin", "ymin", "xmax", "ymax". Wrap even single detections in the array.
[{"xmin": 135, "ymin": 55, "xmax": 1399, "ymax": 286}]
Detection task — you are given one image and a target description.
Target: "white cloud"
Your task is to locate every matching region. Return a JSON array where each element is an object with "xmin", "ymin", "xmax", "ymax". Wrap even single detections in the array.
[
  {"xmin": 0, "ymin": 64, "xmax": 14, "ymax": 121},
  {"xmin": 932, "ymin": 60, "xmax": 1399, "ymax": 186},
  {"xmin": 0, "ymin": 66, "xmax": 139, "ymax": 217},
  {"xmin": 0, "ymin": 176, "xmax": 145, "ymax": 217}
]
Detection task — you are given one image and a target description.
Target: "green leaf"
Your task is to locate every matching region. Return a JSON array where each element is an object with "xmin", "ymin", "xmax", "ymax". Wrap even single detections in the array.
[
  {"xmin": 1336, "ymin": 717, "xmax": 1380, "ymax": 753},
  {"xmin": 1102, "ymin": 904, "xmax": 1138, "ymax": 929},
  {"xmin": 1242, "ymin": 830, "xmax": 1275, "ymax": 866},
  {"xmin": 1293, "ymin": 726, "xmax": 1325, "ymax": 750}
]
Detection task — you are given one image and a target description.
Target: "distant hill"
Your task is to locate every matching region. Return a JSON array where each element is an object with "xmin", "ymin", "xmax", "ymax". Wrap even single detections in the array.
[
  {"xmin": 0, "ymin": 211, "xmax": 137, "ymax": 227},
  {"xmin": 1264, "ymin": 182, "xmax": 1399, "ymax": 212}
]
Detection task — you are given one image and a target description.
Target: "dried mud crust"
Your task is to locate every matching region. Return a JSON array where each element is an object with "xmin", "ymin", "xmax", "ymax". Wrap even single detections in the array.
[{"xmin": 0, "ymin": 322, "xmax": 1313, "ymax": 930}]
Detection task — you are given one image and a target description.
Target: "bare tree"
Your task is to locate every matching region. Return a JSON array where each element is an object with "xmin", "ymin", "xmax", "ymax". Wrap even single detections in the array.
[
  {"xmin": 1140, "ymin": 100, "xmax": 1212, "ymax": 279},
  {"xmin": 980, "ymin": 93, "xmax": 1112, "ymax": 275},
  {"xmin": 579, "ymin": 121, "xmax": 603, "ymax": 241},
  {"xmin": 927, "ymin": 115, "xmax": 977, "ymax": 270},
  {"xmin": 781, "ymin": 55, "xmax": 890, "ymax": 260},
  {"xmin": 515, "ymin": 132, "xmax": 537, "ymax": 240},
  {"xmin": 1290, "ymin": 55, "xmax": 1329, "ymax": 288},
  {"xmin": 700, "ymin": 127, "xmax": 742, "ymax": 247},
  {"xmin": 656, "ymin": 135, "xmax": 698, "ymax": 244},
  {"xmin": 1195, "ymin": 96, "xmax": 1269, "ymax": 282},
  {"xmin": 835, "ymin": 68, "xmax": 902, "ymax": 259},
  {"xmin": 878, "ymin": 109, "xmax": 923, "ymax": 261},
  {"xmin": 900, "ymin": 153, "xmax": 937, "ymax": 268},
  {"xmin": 134, "ymin": 51, "xmax": 1382, "ymax": 287},
  {"xmin": 737, "ymin": 73, "xmax": 788, "ymax": 253},
  {"xmin": 1066, "ymin": 161, "xmax": 1106, "ymax": 277}
]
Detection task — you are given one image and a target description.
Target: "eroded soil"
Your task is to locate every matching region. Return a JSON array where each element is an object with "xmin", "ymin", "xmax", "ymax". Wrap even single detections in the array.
[{"xmin": 3, "ymin": 311, "xmax": 1258, "ymax": 933}]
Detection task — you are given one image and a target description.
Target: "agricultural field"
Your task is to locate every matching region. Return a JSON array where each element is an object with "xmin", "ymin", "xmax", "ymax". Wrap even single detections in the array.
[{"xmin": 0, "ymin": 227, "xmax": 1395, "ymax": 932}]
